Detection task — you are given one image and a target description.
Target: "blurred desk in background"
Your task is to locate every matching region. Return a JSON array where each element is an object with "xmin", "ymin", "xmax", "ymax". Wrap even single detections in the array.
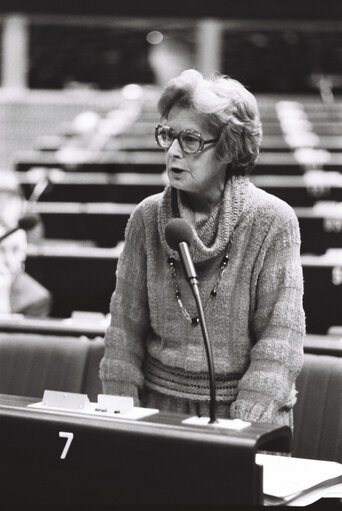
[
  {"xmin": 26, "ymin": 242, "xmax": 121, "ymax": 316},
  {"xmin": 14, "ymin": 149, "xmax": 342, "ymax": 175},
  {"xmin": 25, "ymin": 200, "xmax": 342, "ymax": 252},
  {"xmin": 18, "ymin": 170, "xmax": 342, "ymax": 207},
  {"xmin": 0, "ymin": 312, "xmax": 108, "ymax": 338},
  {"xmin": 26, "ymin": 243, "xmax": 342, "ymax": 333},
  {"xmin": 0, "ymin": 312, "xmax": 340, "ymax": 357}
]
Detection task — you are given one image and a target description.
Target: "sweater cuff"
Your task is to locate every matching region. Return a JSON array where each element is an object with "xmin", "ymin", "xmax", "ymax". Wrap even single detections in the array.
[
  {"xmin": 230, "ymin": 399, "xmax": 277, "ymax": 423},
  {"xmin": 101, "ymin": 381, "xmax": 140, "ymax": 406}
]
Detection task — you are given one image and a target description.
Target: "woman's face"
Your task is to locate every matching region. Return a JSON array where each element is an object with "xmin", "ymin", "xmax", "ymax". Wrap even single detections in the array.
[{"xmin": 164, "ymin": 105, "xmax": 227, "ymax": 197}]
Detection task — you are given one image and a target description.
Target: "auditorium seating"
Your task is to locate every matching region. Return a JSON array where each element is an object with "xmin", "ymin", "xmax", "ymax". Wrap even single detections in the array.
[{"xmin": 6, "ymin": 93, "xmax": 342, "ymax": 335}]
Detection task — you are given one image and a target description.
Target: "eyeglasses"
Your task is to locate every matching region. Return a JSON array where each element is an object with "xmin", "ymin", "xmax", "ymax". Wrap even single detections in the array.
[{"xmin": 155, "ymin": 124, "xmax": 219, "ymax": 154}]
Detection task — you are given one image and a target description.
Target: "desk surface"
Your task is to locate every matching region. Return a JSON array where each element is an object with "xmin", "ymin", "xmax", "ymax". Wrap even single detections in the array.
[
  {"xmin": 0, "ymin": 393, "xmax": 289, "ymax": 444},
  {"xmin": 0, "ymin": 314, "xmax": 109, "ymax": 337},
  {"xmin": 1, "ymin": 393, "xmax": 341, "ymax": 507},
  {"xmin": 0, "ymin": 393, "xmax": 291, "ymax": 506},
  {"xmin": 14, "ymin": 149, "xmax": 342, "ymax": 173}
]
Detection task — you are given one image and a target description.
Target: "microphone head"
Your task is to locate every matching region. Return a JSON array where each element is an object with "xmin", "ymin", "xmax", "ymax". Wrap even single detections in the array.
[
  {"xmin": 49, "ymin": 168, "xmax": 66, "ymax": 183},
  {"xmin": 165, "ymin": 218, "xmax": 194, "ymax": 251},
  {"xmin": 18, "ymin": 213, "xmax": 40, "ymax": 232}
]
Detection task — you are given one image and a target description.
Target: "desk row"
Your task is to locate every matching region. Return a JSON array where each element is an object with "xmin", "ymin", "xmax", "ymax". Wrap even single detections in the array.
[
  {"xmin": 26, "ymin": 244, "xmax": 342, "ymax": 334},
  {"xmin": 19, "ymin": 170, "xmax": 342, "ymax": 207},
  {"xmin": 26, "ymin": 201, "xmax": 342, "ymax": 254},
  {"xmin": 0, "ymin": 314, "xmax": 340, "ymax": 359},
  {"xmin": 14, "ymin": 149, "xmax": 342, "ymax": 175}
]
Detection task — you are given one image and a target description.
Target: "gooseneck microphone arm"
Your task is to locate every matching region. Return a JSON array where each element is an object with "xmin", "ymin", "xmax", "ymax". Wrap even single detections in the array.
[
  {"xmin": 165, "ymin": 220, "xmax": 218, "ymax": 424},
  {"xmin": 189, "ymin": 278, "xmax": 217, "ymax": 424}
]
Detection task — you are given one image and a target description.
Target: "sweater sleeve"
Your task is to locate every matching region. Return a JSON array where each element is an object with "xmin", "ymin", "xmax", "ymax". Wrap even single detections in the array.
[
  {"xmin": 99, "ymin": 205, "xmax": 150, "ymax": 405},
  {"xmin": 230, "ymin": 212, "xmax": 305, "ymax": 424}
]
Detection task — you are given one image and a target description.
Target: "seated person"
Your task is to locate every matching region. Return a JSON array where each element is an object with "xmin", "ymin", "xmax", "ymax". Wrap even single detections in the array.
[{"xmin": 0, "ymin": 169, "xmax": 52, "ymax": 316}]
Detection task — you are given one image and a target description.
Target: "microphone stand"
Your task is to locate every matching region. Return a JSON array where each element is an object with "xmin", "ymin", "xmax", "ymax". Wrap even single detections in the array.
[
  {"xmin": 178, "ymin": 242, "xmax": 217, "ymax": 424},
  {"xmin": 28, "ymin": 177, "xmax": 50, "ymax": 204},
  {"xmin": 191, "ymin": 282, "xmax": 218, "ymax": 424}
]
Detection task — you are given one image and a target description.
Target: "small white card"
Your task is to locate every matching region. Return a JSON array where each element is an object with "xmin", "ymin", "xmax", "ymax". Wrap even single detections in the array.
[{"xmin": 27, "ymin": 391, "xmax": 158, "ymax": 420}]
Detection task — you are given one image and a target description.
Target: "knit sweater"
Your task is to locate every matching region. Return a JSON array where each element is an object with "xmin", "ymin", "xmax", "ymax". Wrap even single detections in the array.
[{"xmin": 100, "ymin": 175, "xmax": 305, "ymax": 426}]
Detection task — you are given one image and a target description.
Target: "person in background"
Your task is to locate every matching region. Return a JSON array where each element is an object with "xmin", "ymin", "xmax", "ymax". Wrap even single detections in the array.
[
  {"xmin": 100, "ymin": 69, "xmax": 305, "ymax": 429},
  {"xmin": 0, "ymin": 169, "xmax": 52, "ymax": 316}
]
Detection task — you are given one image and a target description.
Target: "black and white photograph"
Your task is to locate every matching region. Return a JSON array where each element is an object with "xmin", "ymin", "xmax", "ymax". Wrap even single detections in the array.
[{"xmin": 0, "ymin": 1, "xmax": 342, "ymax": 509}]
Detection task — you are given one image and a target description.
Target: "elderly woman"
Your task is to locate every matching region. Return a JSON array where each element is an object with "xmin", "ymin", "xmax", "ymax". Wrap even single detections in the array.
[{"xmin": 100, "ymin": 69, "xmax": 305, "ymax": 428}]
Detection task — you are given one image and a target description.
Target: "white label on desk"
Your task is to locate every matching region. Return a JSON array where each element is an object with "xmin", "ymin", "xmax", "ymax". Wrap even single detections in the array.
[
  {"xmin": 182, "ymin": 416, "xmax": 251, "ymax": 430},
  {"xmin": 28, "ymin": 401, "xmax": 159, "ymax": 420}
]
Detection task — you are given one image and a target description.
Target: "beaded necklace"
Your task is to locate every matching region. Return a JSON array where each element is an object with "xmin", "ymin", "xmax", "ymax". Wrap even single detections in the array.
[
  {"xmin": 167, "ymin": 234, "xmax": 233, "ymax": 326},
  {"xmin": 168, "ymin": 186, "xmax": 233, "ymax": 326}
]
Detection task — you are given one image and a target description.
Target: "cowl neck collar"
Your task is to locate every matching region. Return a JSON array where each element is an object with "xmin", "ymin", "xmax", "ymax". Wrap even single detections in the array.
[{"xmin": 158, "ymin": 175, "xmax": 251, "ymax": 263}]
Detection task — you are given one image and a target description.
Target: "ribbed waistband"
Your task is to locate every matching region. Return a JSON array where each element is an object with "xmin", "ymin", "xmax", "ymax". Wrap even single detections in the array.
[{"xmin": 143, "ymin": 354, "xmax": 242, "ymax": 402}]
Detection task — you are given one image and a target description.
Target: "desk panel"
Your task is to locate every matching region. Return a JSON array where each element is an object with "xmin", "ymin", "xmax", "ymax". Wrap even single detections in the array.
[
  {"xmin": 15, "ymin": 150, "xmax": 342, "ymax": 175},
  {"xmin": 26, "ymin": 249, "xmax": 116, "ymax": 316},
  {"xmin": 19, "ymin": 171, "xmax": 342, "ymax": 206},
  {"xmin": 26, "ymin": 247, "xmax": 342, "ymax": 333},
  {"xmin": 28, "ymin": 201, "xmax": 342, "ymax": 252},
  {"xmin": 0, "ymin": 394, "xmax": 291, "ymax": 507}
]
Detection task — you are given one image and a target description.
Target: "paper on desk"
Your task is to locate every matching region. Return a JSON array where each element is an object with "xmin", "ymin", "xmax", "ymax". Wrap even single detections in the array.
[
  {"xmin": 265, "ymin": 485, "xmax": 340, "ymax": 507},
  {"xmin": 256, "ymin": 453, "xmax": 342, "ymax": 500}
]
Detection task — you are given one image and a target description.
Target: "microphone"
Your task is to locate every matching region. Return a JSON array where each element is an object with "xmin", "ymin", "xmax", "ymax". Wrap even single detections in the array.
[
  {"xmin": 165, "ymin": 218, "xmax": 217, "ymax": 424},
  {"xmin": 27, "ymin": 167, "xmax": 66, "ymax": 204},
  {"xmin": 0, "ymin": 214, "xmax": 40, "ymax": 243}
]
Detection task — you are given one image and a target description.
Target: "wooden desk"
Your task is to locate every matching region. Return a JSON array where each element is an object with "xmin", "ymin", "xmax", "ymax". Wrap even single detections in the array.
[
  {"xmin": 304, "ymin": 334, "xmax": 342, "ymax": 356},
  {"xmin": 27, "ymin": 200, "xmax": 342, "ymax": 252},
  {"xmin": 0, "ymin": 314, "xmax": 108, "ymax": 338},
  {"xmin": 0, "ymin": 393, "xmax": 291, "ymax": 506},
  {"xmin": 15, "ymin": 149, "xmax": 342, "ymax": 175},
  {"xmin": 20, "ymin": 170, "xmax": 166, "ymax": 204},
  {"xmin": 18, "ymin": 170, "xmax": 342, "ymax": 206},
  {"xmin": 0, "ymin": 314, "xmax": 339, "ymax": 357},
  {"xmin": 26, "ymin": 244, "xmax": 342, "ymax": 333},
  {"xmin": 26, "ymin": 244, "xmax": 120, "ymax": 316}
]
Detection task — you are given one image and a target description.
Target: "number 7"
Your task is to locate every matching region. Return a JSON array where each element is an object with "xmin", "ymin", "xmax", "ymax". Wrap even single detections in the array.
[{"xmin": 59, "ymin": 431, "xmax": 74, "ymax": 459}]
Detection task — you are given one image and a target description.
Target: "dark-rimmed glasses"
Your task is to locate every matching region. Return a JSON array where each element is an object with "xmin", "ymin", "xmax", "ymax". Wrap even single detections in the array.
[{"xmin": 155, "ymin": 124, "xmax": 219, "ymax": 154}]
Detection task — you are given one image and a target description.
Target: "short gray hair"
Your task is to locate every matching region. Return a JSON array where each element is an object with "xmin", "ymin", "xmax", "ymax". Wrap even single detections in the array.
[{"xmin": 158, "ymin": 68, "xmax": 263, "ymax": 175}]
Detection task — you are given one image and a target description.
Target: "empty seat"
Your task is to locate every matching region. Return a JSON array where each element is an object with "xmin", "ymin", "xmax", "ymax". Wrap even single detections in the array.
[
  {"xmin": 0, "ymin": 332, "xmax": 104, "ymax": 401},
  {"xmin": 293, "ymin": 353, "xmax": 342, "ymax": 463}
]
